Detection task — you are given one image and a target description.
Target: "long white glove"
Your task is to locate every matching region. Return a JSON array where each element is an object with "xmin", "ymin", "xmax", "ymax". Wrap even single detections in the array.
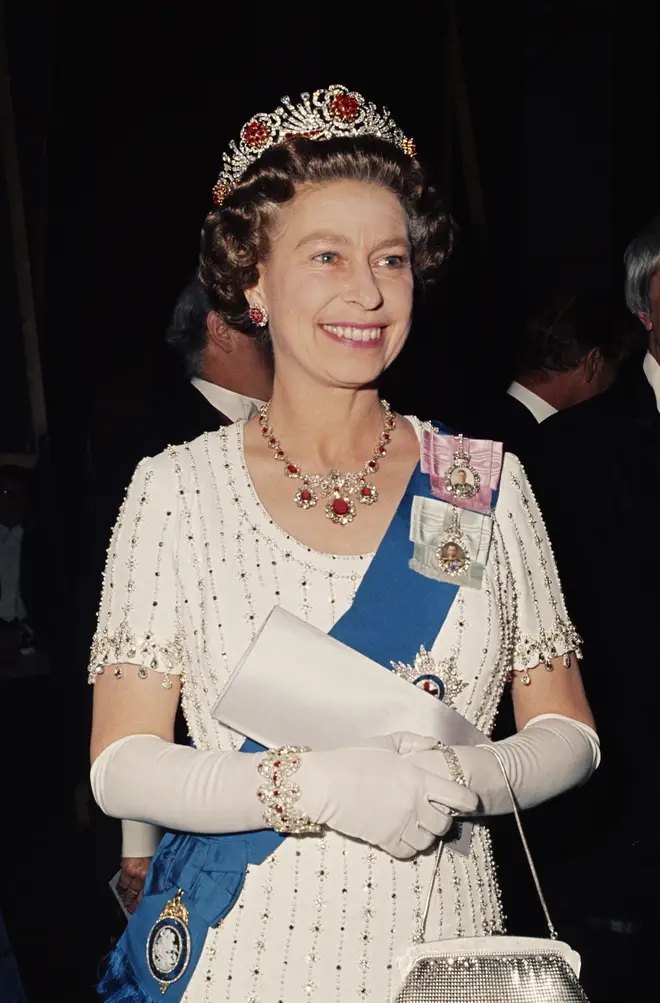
[
  {"xmin": 121, "ymin": 820, "xmax": 162, "ymax": 858},
  {"xmin": 408, "ymin": 714, "xmax": 600, "ymax": 816},
  {"xmin": 91, "ymin": 733, "xmax": 477, "ymax": 859}
]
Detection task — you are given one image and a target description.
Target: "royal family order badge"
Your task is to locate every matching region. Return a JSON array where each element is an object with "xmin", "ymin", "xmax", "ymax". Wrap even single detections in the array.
[
  {"xmin": 435, "ymin": 508, "xmax": 472, "ymax": 578},
  {"xmin": 443, "ymin": 435, "xmax": 481, "ymax": 502},
  {"xmin": 146, "ymin": 889, "xmax": 192, "ymax": 994}
]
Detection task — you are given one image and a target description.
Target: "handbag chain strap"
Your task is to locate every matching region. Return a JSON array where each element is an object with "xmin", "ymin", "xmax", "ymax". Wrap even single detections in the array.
[{"xmin": 414, "ymin": 743, "xmax": 557, "ymax": 944}]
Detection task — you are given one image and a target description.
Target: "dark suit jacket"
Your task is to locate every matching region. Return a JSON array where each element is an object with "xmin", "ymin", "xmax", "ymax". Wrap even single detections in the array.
[
  {"xmin": 465, "ymin": 391, "xmax": 543, "ymax": 470},
  {"xmin": 94, "ymin": 379, "xmax": 230, "ymax": 529},
  {"xmin": 520, "ymin": 360, "xmax": 660, "ymax": 924}
]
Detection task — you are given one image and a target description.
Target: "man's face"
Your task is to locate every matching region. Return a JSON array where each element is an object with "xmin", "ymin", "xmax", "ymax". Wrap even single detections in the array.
[{"xmin": 447, "ymin": 544, "xmax": 458, "ymax": 560}]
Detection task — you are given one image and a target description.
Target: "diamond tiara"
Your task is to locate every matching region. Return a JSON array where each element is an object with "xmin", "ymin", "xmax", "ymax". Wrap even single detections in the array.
[{"xmin": 212, "ymin": 84, "xmax": 416, "ymax": 206}]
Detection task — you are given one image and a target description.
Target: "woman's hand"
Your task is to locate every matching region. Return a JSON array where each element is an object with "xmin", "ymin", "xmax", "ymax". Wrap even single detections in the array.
[
  {"xmin": 408, "ymin": 713, "xmax": 599, "ymax": 817},
  {"xmin": 297, "ymin": 734, "xmax": 478, "ymax": 859}
]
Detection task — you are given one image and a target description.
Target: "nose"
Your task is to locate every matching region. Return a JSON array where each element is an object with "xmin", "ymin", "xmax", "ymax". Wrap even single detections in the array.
[{"xmin": 342, "ymin": 260, "xmax": 384, "ymax": 312}]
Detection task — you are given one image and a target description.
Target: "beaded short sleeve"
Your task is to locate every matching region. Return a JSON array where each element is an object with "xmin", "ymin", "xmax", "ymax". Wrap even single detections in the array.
[
  {"xmin": 493, "ymin": 452, "xmax": 582, "ymax": 675},
  {"xmin": 88, "ymin": 452, "xmax": 187, "ymax": 685}
]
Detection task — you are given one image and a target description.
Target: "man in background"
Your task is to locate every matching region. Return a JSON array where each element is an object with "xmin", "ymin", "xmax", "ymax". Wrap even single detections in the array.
[
  {"xmin": 471, "ymin": 289, "xmax": 635, "ymax": 462},
  {"xmin": 516, "ymin": 218, "xmax": 660, "ymax": 1000},
  {"xmin": 97, "ymin": 276, "xmax": 273, "ymax": 506},
  {"xmin": 157, "ymin": 275, "xmax": 273, "ymax": 440}
]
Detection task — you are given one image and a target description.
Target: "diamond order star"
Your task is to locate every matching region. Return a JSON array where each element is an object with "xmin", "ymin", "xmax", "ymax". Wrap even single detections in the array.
[{"xmin": 390, "ymin": 646, "xmax": 467, "ymax": 706}]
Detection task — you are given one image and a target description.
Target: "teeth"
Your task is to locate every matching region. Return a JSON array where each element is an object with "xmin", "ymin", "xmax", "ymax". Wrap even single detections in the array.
[{"xmin": 322, "ymin": 325, "xmax": 383, "ymax": 341}]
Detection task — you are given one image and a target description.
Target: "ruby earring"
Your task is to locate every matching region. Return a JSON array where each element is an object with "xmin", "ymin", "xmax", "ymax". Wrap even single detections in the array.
[{"xmin": 249, "ymin": 304, "xmax": 268, "ymax": 328}]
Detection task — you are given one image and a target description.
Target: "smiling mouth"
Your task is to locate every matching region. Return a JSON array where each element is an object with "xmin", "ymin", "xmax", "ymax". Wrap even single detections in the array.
[{"xmin": 321, "ymin": 324, "xmax": 384, "ymax": 344}]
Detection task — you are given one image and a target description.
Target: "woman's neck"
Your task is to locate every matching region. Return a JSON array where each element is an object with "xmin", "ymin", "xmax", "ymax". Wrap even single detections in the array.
[{"xmin": 265, "ymin": 381, "xmax": 385, "ymax": 471}]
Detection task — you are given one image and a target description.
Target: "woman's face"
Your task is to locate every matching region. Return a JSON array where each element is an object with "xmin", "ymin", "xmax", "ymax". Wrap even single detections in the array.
[{"xmin": 249, "ymin": 179, "xmax": 414, "ymax": 391}]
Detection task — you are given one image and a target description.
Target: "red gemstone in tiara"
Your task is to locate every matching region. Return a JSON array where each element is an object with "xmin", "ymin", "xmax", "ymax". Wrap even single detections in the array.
[
  {"xmin": 243, "ymin": 119, "xmax": 272, "ymax": 150},
  {"xmin": 328, "ymin": 93, "xmax": 360, "ymax": 123}
]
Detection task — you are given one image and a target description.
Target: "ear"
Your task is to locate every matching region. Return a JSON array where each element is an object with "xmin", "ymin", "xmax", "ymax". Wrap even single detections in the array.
[
  {"xmin": 637, "ymin": 311, "xmax": 653, "ymax": 331},
  {"xmin": 584, "ymin": 347, "xmax": 603, "ymax": 383},
  {"xmin": 206, "ymin": 311, "xmax": 236, "ymax": 354}
]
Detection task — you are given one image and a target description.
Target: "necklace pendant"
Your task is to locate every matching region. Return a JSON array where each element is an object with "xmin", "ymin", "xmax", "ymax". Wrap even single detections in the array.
[
  {"xmin": 261, "ymin": 398, "xmax": 394, "ymax": 528},
  {"xmin": 326, "ymin": 491, "xmax": 356, "ymax": 526},
  {"xmin": 358, "ymin": 481, "xmax": 378, "ymax": 505},
  {"xmin": 295, "ymin": 484, "xmax": 317, "ymax": 510}
]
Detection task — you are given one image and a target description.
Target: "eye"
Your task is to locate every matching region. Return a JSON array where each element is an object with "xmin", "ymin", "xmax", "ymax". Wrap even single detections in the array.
[
  {"xmin": 375, "ymin": 254, "xmax": 408, "ymax": 268},
  {"xmin": 314, "ymin": 251, "xmax": 339, "ymax": 264}
]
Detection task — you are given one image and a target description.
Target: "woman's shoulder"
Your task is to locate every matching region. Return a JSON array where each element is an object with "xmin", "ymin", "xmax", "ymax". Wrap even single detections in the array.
[
  {"xmin": 500, "ymin": 449, "xmax": 527, "ymax": 485},
  {"xmin": 493, "ymin": 451, "xmax": 534, "ymax": 519},
  {"xmin": 493, "ymin": 451, "xmax": 561, "ymax": 578},
  {"xmin": 403, "ymin": 414, "xmax": 434, "ymax": 439},
  {"xmin": 128, "ymin": 424, "xmax": 240, "ymax": 492}
]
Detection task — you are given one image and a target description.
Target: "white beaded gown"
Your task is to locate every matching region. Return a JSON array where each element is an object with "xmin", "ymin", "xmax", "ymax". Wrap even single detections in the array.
[{"xmin": 89, "ymin": 417, "xmax": 580, "ymax": 1003}]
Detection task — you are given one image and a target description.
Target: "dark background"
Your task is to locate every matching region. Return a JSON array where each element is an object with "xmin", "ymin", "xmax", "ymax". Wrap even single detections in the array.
[
  {"xmin": 8, "ymin": 1, "xmax": 644, "ymax": 463},
  {"xmin": 1, "ymin": 1, "xmax": 656, "ymax": 999}
]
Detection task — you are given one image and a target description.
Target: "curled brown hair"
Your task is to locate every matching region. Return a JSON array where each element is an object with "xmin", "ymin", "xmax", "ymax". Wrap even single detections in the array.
[{"xmin": 198, "ymin": 135, "xmax": 457, "ymax": 334}]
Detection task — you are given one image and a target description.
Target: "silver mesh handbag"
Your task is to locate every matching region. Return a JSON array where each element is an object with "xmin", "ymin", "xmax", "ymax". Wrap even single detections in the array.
[{"xmin": 394, "ymin": 746, "xmax": 590, "ymax": 1002}]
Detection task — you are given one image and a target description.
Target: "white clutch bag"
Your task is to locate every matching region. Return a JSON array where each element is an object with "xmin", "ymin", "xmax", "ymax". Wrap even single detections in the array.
[
  {"xmin": 212, "ymin": 606, "xmax": 488, "ymax": 750},
  {"xmin": 212, "ymin": 606, "xmax": 489, "ymax": 855}
]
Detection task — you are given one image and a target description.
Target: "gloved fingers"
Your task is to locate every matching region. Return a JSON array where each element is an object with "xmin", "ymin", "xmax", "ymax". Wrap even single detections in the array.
[
  {"xmin": 388, "ymin": 733, "xmax": 439, "ymax": 756},
  {"xmin": 401, "ymin": 814, "xmax": 439, "ymax": 853},
  {"xmin": 415, "ymin": 796, "xmax": 456, "ymax": 838},
  {"xmin": 425, "ymin": 776, "xmax": 479, "ymax": 816}
]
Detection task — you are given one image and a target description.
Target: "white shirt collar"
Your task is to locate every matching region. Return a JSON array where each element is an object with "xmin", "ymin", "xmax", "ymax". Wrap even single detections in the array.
[
  {"xmin": 191, "ymin": 378, "xmax": 265, "ymax": 423},
  {"xmin": 642, "ymin": 351, "xmax": 660, "ymax": 413},
  {"xmin": 506, "ymin": 381, "xmax": 558, "ymax": 423}
]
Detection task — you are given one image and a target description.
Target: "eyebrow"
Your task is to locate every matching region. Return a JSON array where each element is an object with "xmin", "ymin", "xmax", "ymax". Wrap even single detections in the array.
[
  {"xmin": 294, "ymin": 231, "xmax": 350, "ymax": 251},
  {"xmin": 294, "ymin": 231, "xmax": 410, "ymax": 252}
]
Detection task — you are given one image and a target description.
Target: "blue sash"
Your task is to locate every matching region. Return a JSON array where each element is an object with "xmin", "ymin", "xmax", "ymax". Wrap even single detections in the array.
[{"xmin": 99, "ymin": 440, "xmax": 468, "ymax": 1002}]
